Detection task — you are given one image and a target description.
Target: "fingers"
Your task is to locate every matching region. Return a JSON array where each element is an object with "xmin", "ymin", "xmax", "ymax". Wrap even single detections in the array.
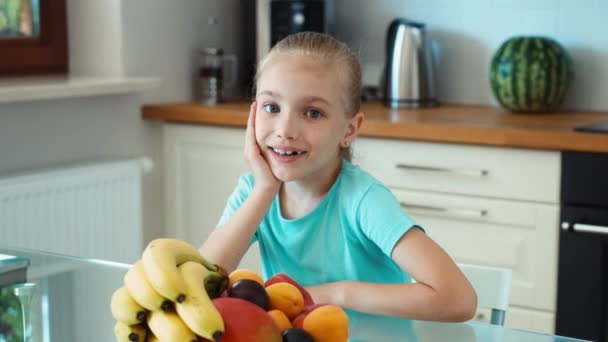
[{"xmin": 246, "ymin": 102, "xmax": 257, "ymax": 146}]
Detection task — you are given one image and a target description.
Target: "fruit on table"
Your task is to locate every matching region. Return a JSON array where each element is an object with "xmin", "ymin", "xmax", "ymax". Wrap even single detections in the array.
[
  {"xmin": 489, "ymin": 36, "xmax": 573, "ymax": 112},
  {"xmin": 228, "ymin": 278, "xmax": 270, "ymax": 310},
  {"xmin": 282, "ymin": 328, "xmax": 314, "ymax": 342},
  {"xmin": 228, "ymin": 268, "xmax": 265, "ymax": 288},
  {"xmin": 124, "ymin": 260, "xmax": 172, "ymax": 311},
  {"xmin": 266, "ymin": 282, "xmax": 304, "ymax": 319},
  {"xmin": 113, "ymin": 321, "xmax": 148, "ymax": 342},
  {"xmin": 291, "ymin": 304, "xmax": 328, "ymax": 328},
  {"xmin": 207, "ymin": 263, "xmax": 230, "ymax": 298},
  {"xmin": 175, "ymin": 261, "xmax": 225, "ymax": 341},
  {"xmin": 293, "ymin": 304, "xmax": 349, "ymax": 342},
  {"xmin": 110, "ymin": 286, "xmax": 147, "ymax": 325},
  {"xmin": 142, "ymin": 238, "xmax": 218, "ymax": 303},
  {"xmin": 212, "ymin": 297, "xmax": 282, "ymax": 342},
  {"xmin": 112, "ymin": 238, "xmax": 235, "ymax": 342},
  {"xmin": 265, "ymin": 273, "xmax": 314, "ymax": 306},
  {"xmin": 148, "ymin": 310, "xmax": 198, "ymax": 342},
  {"xmin": 267, "ymin": 309, "xmax": 292, "ymax": 331}
]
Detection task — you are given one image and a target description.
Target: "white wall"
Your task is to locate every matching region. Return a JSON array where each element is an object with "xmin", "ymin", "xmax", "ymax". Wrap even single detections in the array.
[
  {"xmin": 335, "ymin": 0, "xmax": 608, "ymax": 111},
  {"xmin": 0, "ymin": 1, "xmax": 241, "ymax": 247}
]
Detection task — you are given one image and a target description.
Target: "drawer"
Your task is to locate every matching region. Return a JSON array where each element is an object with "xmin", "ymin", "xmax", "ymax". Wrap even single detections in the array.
[
  {"xmin": 391, "ymin": 188, "xmax": 560, "ymax": 311},
  {"xmin": 353, "ymin": 138, "xmax": 560, "ymax": 203}
]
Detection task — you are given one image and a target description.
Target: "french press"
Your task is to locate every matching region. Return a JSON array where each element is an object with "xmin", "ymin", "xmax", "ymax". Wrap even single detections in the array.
[{"xmin": 196, "ymin": 48, "xmax": 237, "ymax": 105}]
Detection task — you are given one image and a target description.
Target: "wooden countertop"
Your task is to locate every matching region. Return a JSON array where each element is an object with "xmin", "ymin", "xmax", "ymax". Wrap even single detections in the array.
[{"xmin": 142, "ymin": 101, "xmax": 608, "ymax": 153}]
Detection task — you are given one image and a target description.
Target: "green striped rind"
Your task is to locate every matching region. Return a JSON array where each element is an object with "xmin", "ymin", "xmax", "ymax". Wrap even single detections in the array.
[{"xmin": 490, "ymin": 36, "xmax": 573, "ymax": 113}]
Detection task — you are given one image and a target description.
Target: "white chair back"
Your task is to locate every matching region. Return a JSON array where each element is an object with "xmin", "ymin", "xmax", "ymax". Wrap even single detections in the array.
[{"xmin": 458, "ymin": 263, "xmax": 512, "ymax": 326}]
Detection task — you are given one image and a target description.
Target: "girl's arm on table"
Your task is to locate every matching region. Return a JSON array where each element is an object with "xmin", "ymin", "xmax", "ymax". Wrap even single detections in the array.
[
  {"xmin": 306, "ymin": 228, "xmax": 478, "ymax": 322},
  {"xmin": 200, "ymin": 102, "xmax": 281, "ymax": 272},
  {"xmin": 199, "ymin": 185, "xmax": 276, "ymax": 272}
]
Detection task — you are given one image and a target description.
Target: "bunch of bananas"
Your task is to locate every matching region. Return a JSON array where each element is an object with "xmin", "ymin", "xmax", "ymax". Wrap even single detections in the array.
[{"xmin": 111, "ymin": 238, "xmax": 228, "ymax": 342}]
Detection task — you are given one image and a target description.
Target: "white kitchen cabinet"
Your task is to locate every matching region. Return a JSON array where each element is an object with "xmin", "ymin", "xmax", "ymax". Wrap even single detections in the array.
[
  {"xmin": 163, "ymin": 123, "xmax": 263, "ymax": 273},
  {"xmin": 354, "ymin": 137, "xmax": 561, "ymax": 334}
]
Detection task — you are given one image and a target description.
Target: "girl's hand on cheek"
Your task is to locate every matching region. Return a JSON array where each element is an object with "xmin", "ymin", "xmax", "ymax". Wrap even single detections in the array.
[{"xmin": 245, "ymin": 102, "xmax": 281, "ymax": 193}]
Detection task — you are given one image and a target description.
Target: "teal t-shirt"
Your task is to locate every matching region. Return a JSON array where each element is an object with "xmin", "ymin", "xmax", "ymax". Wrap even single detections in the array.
[{"xmin": 217, "ymin": 160, "xmax": 422, "ymax": 288}]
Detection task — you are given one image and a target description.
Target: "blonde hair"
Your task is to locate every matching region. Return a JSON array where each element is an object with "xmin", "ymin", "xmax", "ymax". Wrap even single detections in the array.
[{"xmin": 253, "ymin": 31, "xmax": 362, "ymax": 161}]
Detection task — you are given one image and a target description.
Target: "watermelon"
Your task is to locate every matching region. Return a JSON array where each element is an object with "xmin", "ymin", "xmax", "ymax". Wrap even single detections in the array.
[{"xmin": 489, "ymin": 36, "xmax": 574, "ymax": 113}]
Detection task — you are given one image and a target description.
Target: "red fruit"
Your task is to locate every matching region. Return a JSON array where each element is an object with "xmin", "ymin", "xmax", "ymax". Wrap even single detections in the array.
[
  {"xmin": 212, "ymin": 297, "xmax": 282, "ymax": 342},
  {"xmin": 264, "ymin": 273, "xmax": 315, "ymax": 306}
]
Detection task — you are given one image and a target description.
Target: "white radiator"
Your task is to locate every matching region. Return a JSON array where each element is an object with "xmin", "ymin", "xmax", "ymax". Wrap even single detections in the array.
[{"xmin": 0, "ymin": 158, "xmax": 152, "ymax": 263}]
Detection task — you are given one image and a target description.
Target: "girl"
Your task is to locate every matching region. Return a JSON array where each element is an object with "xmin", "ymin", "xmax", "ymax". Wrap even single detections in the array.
[{"xmin": 200, "ymin": 32, "xmax": 477, "ymax": 322}]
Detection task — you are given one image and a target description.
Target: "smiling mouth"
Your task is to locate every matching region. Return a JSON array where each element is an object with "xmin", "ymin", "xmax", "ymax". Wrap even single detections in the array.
[{"xmin": 269, "ymin": 147, "xmax": 306, "ymax": 157}]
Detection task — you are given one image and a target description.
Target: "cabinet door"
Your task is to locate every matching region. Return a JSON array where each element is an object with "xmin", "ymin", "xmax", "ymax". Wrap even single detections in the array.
[
  {"xmin": 164, "ymin": 124, "xmax": 262, "ymax": 272},
  {"xmin": 506, "ymin": 307, "xmax": 555, "ymax": 334}
]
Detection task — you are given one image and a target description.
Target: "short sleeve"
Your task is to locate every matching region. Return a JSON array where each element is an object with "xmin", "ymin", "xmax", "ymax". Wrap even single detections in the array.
[
  {"xmin": 357, "ymin": 184, "xmax": 424, "ymax": 257},
  {"xmin": 216, "ymin": 174, "xmax": 258, "ymax": 244}
]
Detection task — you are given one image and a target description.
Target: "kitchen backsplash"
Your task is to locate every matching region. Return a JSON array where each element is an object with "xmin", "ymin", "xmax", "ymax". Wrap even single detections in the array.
[{"xmin": 334, "ymin": 0, "xmax": 608, "ymax": 111}]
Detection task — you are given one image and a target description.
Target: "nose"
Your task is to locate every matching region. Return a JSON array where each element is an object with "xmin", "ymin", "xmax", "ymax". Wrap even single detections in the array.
[{"xmin": 275, "ymin": 111, "xmax": 299, "ymax": 140}]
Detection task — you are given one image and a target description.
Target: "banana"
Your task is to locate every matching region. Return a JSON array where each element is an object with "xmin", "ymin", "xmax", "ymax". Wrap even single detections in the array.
[
  {"xmin": 124, "ymin": 260, "xmax": 172, "ymax": 311},
  {"xmin": 146, "ymin": 334, "xmax": 159, "ymax": 342},
  {"xmin": 175, "ymin": 261, "xmax": 225, "ymax": 341},
  {"xmin": 142, "ymin": 238, "xmax": 217, "ymax": 303},
  {"xmin": 113, "ymin": 321, "xmax": 148, "ymax": 342},
  {"xmin": 110, "ymin": 286, "xmax": 147, "ymax": 325},
  {"xmin": 148, "ymin": 310, "xmax": 197, "ymax": 342}
]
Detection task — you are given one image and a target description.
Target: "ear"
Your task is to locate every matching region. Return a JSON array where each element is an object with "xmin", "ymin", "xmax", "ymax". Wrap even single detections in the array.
[{"xmin": 343, "ymin": 111, "xmax": 365, "ymax": 143}]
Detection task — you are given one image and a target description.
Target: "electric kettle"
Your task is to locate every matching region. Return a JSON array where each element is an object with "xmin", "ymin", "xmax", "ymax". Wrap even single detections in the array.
[{"xmin": 383, "ymin": 18, "xmax": 437, "ymax": 108}]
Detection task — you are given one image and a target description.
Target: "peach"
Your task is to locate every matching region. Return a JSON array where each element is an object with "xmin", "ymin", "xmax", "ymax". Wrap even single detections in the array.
[
  {"xmin": 266, "ymin": 282, "xmax": 304, "ymax": 319},
  {"xmin": 212, "ymin": 297, "xmax": 282, "ymax": 342},
  {"xmin": 265, "ymin": 273, "xmax": 314, "ymax": 306},
  {"xmin": 293, "ymin": 304, "xmax": 349, "ymax": 342},
  {"xmin": 267, "ymin": 309, "xmax": 292, "ymax": 331},
  {"xmin": 291, "ymin": 304, "xmax": 328, "ymax": 328}
]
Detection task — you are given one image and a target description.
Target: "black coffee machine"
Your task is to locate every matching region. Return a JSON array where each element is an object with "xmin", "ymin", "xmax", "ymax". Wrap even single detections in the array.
[{"xmin": 240, "ymin": 0, "xmax": 334, "ymax": 97}]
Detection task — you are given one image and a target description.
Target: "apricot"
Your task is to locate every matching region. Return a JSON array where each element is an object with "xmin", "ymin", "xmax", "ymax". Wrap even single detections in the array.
[
  {"xmin": 265, "ymin": 273, "xmax": 315, "ymax": 306},
  {"xmin": 267, "ymin": 309, "xmax": 292, "ymax": 331},
  {"xmin": 291, "ymin": 304, "xmax": 327, "ymax": 328},
  {"xmin": 266, "ymin": 282, "xmax": 304, "ymax": 319},
  {"xmin": 301, "ymin": 305, "xmax": 349, "ymax": 342},
  {"xmin": 228, "ymin": 268, "xmax": 264, "ymax": 288}
]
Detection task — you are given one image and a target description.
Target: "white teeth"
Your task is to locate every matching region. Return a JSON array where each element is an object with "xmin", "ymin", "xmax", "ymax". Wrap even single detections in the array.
[{"xmin": 272, "ymin": 148, "xmax": 301, "ymax": 156}]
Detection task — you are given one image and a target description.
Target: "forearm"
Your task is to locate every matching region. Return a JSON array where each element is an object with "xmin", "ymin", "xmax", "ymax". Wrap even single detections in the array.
[
  {"xmin": 199, "ymin": 186, "xmax": 276, "ymax": 272},
  {"xmin": 314, "ymin": 280, "xmax": 475, "ymax": 322}
]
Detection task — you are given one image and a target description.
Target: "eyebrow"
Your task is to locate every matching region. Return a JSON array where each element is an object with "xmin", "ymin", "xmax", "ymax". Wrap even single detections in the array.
[
  {"xmin": 257, "ymin": 90, "xmax": 330, "ymax": 106},
  {"xmin": 257, "ymin": 90, "xmax": 279, "ymax": 98}
]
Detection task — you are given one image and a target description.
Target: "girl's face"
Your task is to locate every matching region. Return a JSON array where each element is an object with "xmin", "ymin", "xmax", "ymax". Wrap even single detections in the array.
[{"xmin": 255, "ymin": 54, "xmax": 359, "ymax": 183}]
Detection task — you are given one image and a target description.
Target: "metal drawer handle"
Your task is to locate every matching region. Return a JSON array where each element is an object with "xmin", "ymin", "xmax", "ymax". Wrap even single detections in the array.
[
  {"xmin": 395, "ymin": 163, "xmax": 489, "ymax": 178},
  {"xmin": 400, "ymin": 202, "xmax": 488, "ymax": 219},
  {"xmin": 561, "ymin": 222, "xmax": 608, "ymax": 235}
]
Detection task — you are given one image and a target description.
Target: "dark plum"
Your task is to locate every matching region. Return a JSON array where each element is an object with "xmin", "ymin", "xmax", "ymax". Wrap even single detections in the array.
[
  {"xmin": 227, "ymin": 278, "xmax": 270, "ymax": 310},
  {"xmin": 282, "ymin": 328, "xmax": 314, "ymax": 342}
]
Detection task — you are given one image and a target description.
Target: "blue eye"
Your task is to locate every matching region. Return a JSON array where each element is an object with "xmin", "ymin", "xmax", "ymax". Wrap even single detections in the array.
[
  {"xmin": 306, "ymin": 109, "xmax": 322, "ymax": 119},
  {"xmin": 263, "ymin": 103, "xmax": 279, "ymax": 113}
]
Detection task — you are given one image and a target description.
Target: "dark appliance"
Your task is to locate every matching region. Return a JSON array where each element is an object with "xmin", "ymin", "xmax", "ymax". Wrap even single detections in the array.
[
  {"xmin": 270, "ymin": 1, "xmax": 325, "ymax": 46},
  {"xmin": 240, "ymin": 0, "xmax": 334, "ymax": 97},
  {"xmin": 557, "ymin": 151, "xmax": 608, "ymax": 341}
]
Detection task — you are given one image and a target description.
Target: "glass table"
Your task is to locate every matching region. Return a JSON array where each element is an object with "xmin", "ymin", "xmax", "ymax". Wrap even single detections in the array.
[{"xmin": 0, "ymin": 245, "xmax": 589, "ymax": 342}]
